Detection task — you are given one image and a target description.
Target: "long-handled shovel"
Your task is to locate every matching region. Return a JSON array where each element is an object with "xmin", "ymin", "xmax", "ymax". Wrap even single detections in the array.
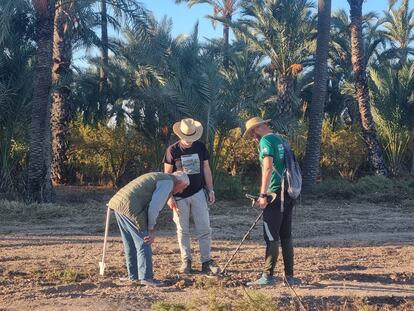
[
  {"xmin": 99, "ymin": 205, "xmax": 111, "ymax": 276},
  {"xmin": 220, "ymin": 193, "xmax": 276, "ymax": 275}
]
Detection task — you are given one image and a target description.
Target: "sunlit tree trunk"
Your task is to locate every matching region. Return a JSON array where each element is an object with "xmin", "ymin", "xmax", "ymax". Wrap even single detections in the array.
[
  {"xmin": 51, "ymin": 0, "xmax": 74, "ymax": 185},
  {"xmin": 348, "ymin": 0, "xmax": 388, "ymax": 176},
  {"xmin": 302, "ymin": 0, "xmax": 332, "ymax": 192},
  {"xmin": 28, "ymin": 0, "xmax": 56, "ymax": 202}
]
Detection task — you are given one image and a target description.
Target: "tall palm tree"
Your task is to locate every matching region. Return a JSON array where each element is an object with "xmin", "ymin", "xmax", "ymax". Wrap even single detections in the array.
[
  {"xmin": 302, "ymin": 0, "xmax": 331, "ymax": 192},
  {"xmin": 231, "ymin": 0, "xmax": 314, "ymax": 125},
  {"xmin": 380, "ymin": 0, "xmax": 414, "ymax": 65},
  {"xmin": 28, "ymin": 0, "xmax": 56, "ymax": 201},
  {"xmin": 175, "ymin": 0, "xmax": 240, "ymax": 69},
  {"xmin": 51, "ymin": 0, "xmax": 75, "ymax": 185},
  {"xmin": 348, "ymin": 0, "xmax": 388, "ymax": 176},
  {"xmin": 96, "ymin": 0, "xmax": 151, "ymax": 121},
  {"xmin": 327, "ymin": 10, "xmax": 385, "ymax": 125},
  {"xmin": 98, "ymin": 0, "xmax": 109, "ymax": 120}
]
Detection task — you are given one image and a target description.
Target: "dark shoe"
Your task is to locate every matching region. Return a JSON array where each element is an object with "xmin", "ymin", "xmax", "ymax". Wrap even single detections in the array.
[
  {"xmin": 246, "ymin": 273, "xmax": 275, "ymax": 287},
  {"xmin": 180, "ymin": 259, "xmax": 192, "ymax": 274},
  {"xmin": 284, "ymin": 275, "xmax": 301, "ymax": 286},
  {"xmin": 118, "ymin": 277, "xmax": 139, "ymax": 285},
  {"xmin": 140, "ymin": 278, "xmax": 164, "ymax": 287},
  {"xmin": 201, "ymin": 259, "xmax": 220, "ymax": 275}
]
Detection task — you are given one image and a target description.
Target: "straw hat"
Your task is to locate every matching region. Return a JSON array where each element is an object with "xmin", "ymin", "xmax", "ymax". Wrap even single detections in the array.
[
  {"xmin": 173, "ymin": 118, "xmax": 203, "ymax": 142},
  {"xmin": 243, "ymin": 117, "xmax": 271, "ymax": 137}
]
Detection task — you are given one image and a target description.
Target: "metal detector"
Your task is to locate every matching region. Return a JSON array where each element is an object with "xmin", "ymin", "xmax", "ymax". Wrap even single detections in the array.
[{"xmin": 220, "ymin": 193, "xmax": 277, "ymax": 275}]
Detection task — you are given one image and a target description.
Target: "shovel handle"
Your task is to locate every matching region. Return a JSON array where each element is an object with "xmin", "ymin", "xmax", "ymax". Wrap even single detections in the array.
[{"xmin": 101, "ymin": 206, "xmax": 111, "ymax": 267}]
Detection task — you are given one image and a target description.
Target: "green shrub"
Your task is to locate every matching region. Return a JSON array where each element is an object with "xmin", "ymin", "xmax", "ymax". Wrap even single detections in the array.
[
  {"xmin": 152, "ymin": 302, "xmax": 188, "ymax": 311},
  {"xmin": 356, "ymin": 176, "xmax": 393, "ymax": 194},
  {"xmin": 320, "ymin": 121, "xmax": 367, "ymax": 180}
]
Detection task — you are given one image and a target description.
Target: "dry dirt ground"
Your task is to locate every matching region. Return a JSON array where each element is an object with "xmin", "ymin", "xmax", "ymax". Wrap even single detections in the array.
[{"xmin": 0, "ymin": 188, "xmax": 413, "ymax": 310}]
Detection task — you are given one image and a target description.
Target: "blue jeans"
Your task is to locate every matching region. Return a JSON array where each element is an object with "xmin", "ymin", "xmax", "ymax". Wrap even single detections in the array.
[{"xmin": 115, "ymin": 212, "xmax": 153, "ymax": 280}]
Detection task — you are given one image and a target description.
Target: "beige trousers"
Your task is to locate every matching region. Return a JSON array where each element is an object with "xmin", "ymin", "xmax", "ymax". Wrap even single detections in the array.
[{"xmin": 173, "ymin": 189, "xmax": 212, "ymax": 263}]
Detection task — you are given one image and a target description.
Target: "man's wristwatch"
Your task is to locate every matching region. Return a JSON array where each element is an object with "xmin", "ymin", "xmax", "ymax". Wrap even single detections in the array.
[
  {"xmin": 259, "ymin": 193, "xmax": 268, "ymax": 198},
  {"xmin": 208, "ymin": 189, "xmax": 215, "ymax": 194}
]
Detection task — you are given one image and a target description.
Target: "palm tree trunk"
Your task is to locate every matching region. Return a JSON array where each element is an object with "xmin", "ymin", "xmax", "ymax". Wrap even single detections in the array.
[
  {"xmin": 302, "ymin": 0, "xmax": 332, "ymax": 192},
  {"xmin": 276, "ymin": 74, "xmax": 295, "ymax": 116},
  {"xmin": 98, "ymin": 0, "xmax": 109, "ymax": 120},
  {"xmin": 28, "ymin": 0, "xmax": 56, "ymax": 202},
  {"xmin": 51, "ymin": 0, "xmax": 74, "ymax": 185},
  {"xmin": 223, "ymin": 19, "xmax": 230, "ymax": 69},
  {"xmin": 348, "ymin": 0, "xmax": 388, "ymax": 176},
  {"xmin": 410, "ymin": 139, "xmax": 414, "ymax": 175}
]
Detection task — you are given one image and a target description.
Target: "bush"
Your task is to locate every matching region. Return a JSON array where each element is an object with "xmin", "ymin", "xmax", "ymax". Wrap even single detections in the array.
[
  {"xmin": 68, "ymin": 117, "xmax": 146, "ymax": 187},
  {"xmin": 320, "ymin": 121, "xmax": 367, "ymax": 180},
  {"xmin": 215, "ymin": 174, "xmax": 258, "ymax": 200}
]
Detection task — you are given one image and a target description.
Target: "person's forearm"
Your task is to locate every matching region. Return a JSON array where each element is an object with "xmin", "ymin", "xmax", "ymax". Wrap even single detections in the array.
[
  {"xmin": 164, "ymin": 163, "xmax": 173, "ymax": 173},
  {"xmin": 260, "ymin": 167, "xmax": 272, "ymax": 194},
  {"xmin": 204, "ymin": 166, "xmax": 214, "ymax": 190},
  {"xmin": 148, "ymin": 180, "xmax": 173, "ymax": 229}
]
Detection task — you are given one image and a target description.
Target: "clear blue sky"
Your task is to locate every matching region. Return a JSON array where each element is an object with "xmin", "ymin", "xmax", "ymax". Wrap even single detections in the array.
[
  {"xmin": 143, "ymin": 0, "xmax": 411, "ymax": 40},
  {"xmin": 74, "ymin": 0, "xmax": 413, "ymax": 65}
]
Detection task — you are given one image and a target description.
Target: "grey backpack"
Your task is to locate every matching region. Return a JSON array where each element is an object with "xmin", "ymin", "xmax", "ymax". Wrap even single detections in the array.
[
  {"xmin": 273, "ymin": 135, "xmax": 302, "ymax": 200},
  {"xmin": 281, "ymin": 140, "xmax": 302, "ymax": 199}
]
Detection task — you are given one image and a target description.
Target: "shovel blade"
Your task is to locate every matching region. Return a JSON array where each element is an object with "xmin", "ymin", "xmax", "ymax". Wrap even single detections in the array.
[{"xmin": 99, "ymin": 261, "xmax": 106, "ymax": 276}]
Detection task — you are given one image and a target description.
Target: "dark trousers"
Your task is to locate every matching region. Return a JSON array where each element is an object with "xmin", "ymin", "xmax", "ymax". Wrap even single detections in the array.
[{"xmin": 262, "ymin": 190, "xmax": 294, "ymax": 276}]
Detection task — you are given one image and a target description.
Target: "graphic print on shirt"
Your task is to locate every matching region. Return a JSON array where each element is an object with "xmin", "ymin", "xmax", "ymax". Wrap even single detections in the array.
[{"xmin": 180, "ymin": 153, "xmax": 200, "ymax": 175}]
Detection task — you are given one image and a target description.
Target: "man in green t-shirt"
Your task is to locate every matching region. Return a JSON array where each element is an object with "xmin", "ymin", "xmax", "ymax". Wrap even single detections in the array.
[{"xmin": 243, "ymin": 117, "xmax": 299, "ymax": 287}]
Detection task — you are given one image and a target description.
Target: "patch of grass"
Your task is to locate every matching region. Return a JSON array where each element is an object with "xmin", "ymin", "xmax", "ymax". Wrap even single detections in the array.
[
  {"xmin": 0, "ymin": 199, "xmax": 104, "ymax": 223},
  {"xmin": 47, "ymin": 269, "xmax": 84, "ymax": 284},
  {"xmin": 194, "ymin": 276, "xmax": 222, "ymax": 290},
  {"xmin": 311, "ymin": 176, "xmax": 414, "ymax": 202},
  {"xmin": 152, "ymin": 301, "xmax": 189, "ymax": 311}
]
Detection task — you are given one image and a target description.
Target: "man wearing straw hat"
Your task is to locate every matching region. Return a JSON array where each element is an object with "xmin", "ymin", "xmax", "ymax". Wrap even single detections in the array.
[
  {"xmin": 243, "ymin": 117, "xmax": 299, "ymax": 286},
  {"xmin": 164, "ymin": 118, "xmax": 220, "ymax": 275}
]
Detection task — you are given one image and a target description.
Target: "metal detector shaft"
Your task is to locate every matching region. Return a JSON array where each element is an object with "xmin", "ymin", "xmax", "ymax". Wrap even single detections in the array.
[{"xmin": 221, "ymin": 210, "xmax": 264, "ymax": 274}]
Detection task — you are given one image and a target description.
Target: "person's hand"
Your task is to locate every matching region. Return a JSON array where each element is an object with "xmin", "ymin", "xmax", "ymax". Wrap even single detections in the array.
[
  {"xmin": 144, "ymin": 230, "xmax": 155, "ymax": 245},
  {"xmin": 258, "ymin": 196, "xmax": 268, "ymax": 209},
  {"xmin": 208, "ymin": 190, "xmax": 215, "ymax": 205},
  {"xmin": 167, "ymin": 197, "xmax": 179, "ymax": 215}
]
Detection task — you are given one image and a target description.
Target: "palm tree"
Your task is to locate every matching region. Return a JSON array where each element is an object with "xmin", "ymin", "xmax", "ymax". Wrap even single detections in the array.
[
  {"xmin": 231, "ymin": 0, "xmax": 314, "ymax": 125},
  {"xmin": 327, "ymin": 10, "xmax": 385, "ymax": 125},
  {"xmin": 0, "ymin": 1, "xmax": 36, "ymax": 192},
  {"xmin": 348, "ymin": 0, "xmax": 388, "ymax": 176},
  {"xmin": 369, "ymin": 62, "xmax": 414, "ymax": 175},
  {"xmin": 96, "ymin": 0, "xmax": 151, "ymax": 121},
  {"xmin": 380, "ymin": 0, "xmax": 414, "ymax": 65},
  {"xmin": 302, "ymin": 0, "xmax": 332, "ymax": 192},
  {"xmin": 28, "ymin": 0, "xmax": 56, "ymax": 201},
  {"xmin": 175, "ymin": 0, "xmax": 240, "ymax": 68},
  {"xmin": 98, "ymin": 0, "xmax": 109, "ymax": 120},
  {"xmin": 51, "ymin": 0, "xmax": 75, "ymax": 185}
]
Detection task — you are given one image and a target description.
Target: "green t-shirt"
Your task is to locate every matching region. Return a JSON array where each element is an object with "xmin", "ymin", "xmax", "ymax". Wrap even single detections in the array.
[{"xmin": 259, "ymin": 133, "xmax": 285, "ymax": 192}]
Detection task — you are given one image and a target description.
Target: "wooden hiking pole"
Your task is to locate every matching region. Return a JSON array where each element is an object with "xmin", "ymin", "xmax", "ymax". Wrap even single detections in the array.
[{"xmin": 99, "ymin": 205, "xmax": 111, "ymax": 276}]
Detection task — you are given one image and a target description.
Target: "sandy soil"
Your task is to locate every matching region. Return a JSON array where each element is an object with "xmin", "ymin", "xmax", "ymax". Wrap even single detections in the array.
[{"xmin": 0, "ymin": 193, "xmax": 413, "ymax": 310}]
